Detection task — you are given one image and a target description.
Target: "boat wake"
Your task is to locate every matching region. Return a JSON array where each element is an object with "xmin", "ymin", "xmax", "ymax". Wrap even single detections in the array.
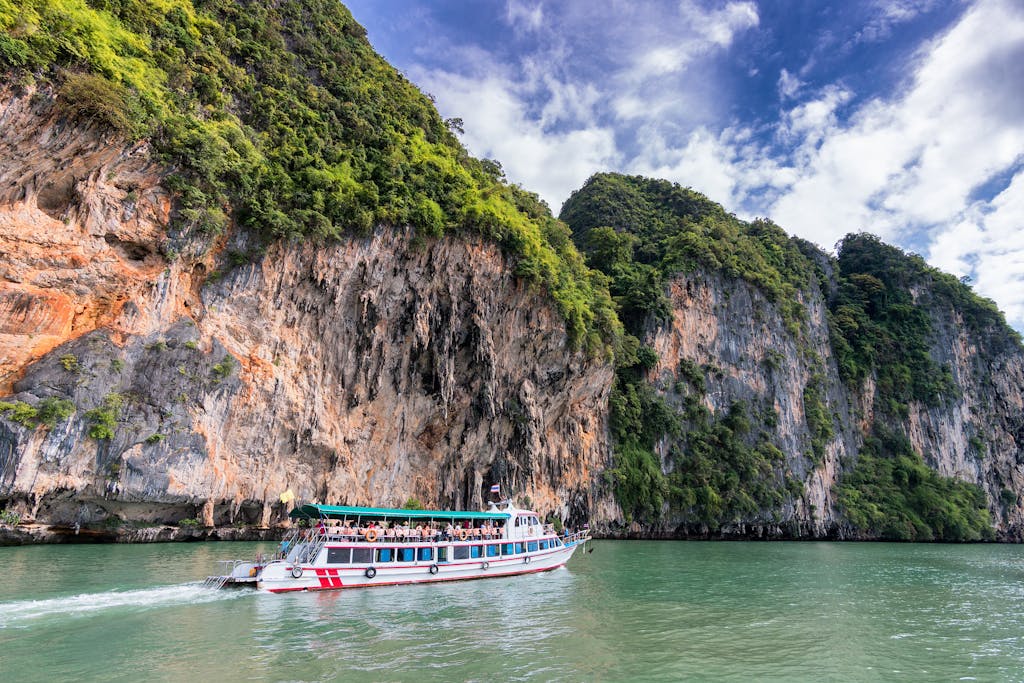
[{"xmin": 0, "ymin": 582, "xmax": 248, "ymax": 629}]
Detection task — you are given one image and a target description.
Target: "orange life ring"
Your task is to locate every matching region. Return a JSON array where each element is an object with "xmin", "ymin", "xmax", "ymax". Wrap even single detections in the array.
[
  {"xmin": 365, "ymin": 529, "xmax": 378, "ymax": 543},
  {"xmin": 458, "ymin": 528, "xmax": 469, "ymax": 541}
]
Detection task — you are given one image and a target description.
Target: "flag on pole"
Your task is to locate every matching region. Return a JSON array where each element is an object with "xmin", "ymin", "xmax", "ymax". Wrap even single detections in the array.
[{"xmin": 490, "ymin": 484, "xmax": 500, "ymax": 494}]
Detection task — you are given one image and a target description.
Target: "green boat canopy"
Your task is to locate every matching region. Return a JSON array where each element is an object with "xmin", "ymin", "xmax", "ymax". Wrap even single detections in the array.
[{"xmin": 289, "ymin": 503, "xmax": 511, "ymax": 522}]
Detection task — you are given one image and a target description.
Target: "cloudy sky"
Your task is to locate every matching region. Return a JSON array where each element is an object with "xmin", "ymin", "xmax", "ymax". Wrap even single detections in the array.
[{"xmin": 346, "ymin": 0, "xmax": 1024, "ymax": 327}]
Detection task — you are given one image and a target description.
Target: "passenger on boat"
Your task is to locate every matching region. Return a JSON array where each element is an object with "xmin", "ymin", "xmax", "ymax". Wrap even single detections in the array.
[
  {"xmin": 385, "ymin": 523, "xmax": 396, "ymax": 540},
  {"xmin": 444, "ymin": 523, "xmax": 455, "ymax": 540}
]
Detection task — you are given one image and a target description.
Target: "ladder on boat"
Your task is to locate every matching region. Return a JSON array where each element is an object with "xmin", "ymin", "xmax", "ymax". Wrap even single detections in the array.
[
  {"xmin": 203, "ymin": 573, "xmax": 230, "ymax": 589},
  {"xmin": 202, "ymin": 559, "xmax": 253, "ymax": 589},
  {"xmin": 303, "ymin": 531, "xmax": 328, "ymax": 564}
]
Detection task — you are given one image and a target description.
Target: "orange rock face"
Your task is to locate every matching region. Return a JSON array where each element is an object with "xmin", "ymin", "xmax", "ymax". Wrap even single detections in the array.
[
  {"xmin": 0, "ymin": 88, "xmax": 616, "ymax": 531},
  {"xmin": 0, "ymin": 88, "xmax": 175, "ymax": 392}
]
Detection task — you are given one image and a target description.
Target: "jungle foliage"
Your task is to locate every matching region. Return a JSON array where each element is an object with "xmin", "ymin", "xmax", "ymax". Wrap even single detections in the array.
[
  {"xmin": 828, "ymin": 233, "xmax": 1019, "ymax": 411},
  {"xmin": 563, "ymin": 175, "xmax": 1006, "ymax": 537},
  {"xmin": 0, "ymin": 397, "xmax": 75, "ymax": 429},
  {"xmin": 0, "ymin": 0, "xmax": 618, "ymax": 349},
  {"xmin": 560, "ymin": 173, "xmax": 822, "ymax": 334},
  {"xmin": 837, "ymin": 427, "xmax": 993, "ymax": 541},
  {"xmin": 562, "ymin": 174, "xmax": 814, "ymax": 524}
]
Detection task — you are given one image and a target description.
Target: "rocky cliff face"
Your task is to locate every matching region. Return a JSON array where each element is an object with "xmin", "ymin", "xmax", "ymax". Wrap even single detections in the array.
[
  {"xmin": 0, "ymin": 89, "xmax": 613, "ymax": 532},
  {"xmin": 900, "ymin": 294, "xmax": 1024, "ymax": 539},
  {"xmin": 644, "ymin": 269, "xmax": 857, "ymax": 537},
  {"xmin": 3, "ymin": 87, "xmax": 1023, "ymax": 542},
  {"xmin": 641, "ymin": 269, "xmax": 1024, "ymax": 540}
]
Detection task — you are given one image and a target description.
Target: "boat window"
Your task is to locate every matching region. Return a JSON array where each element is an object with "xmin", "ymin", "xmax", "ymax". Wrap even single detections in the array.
[
  {"xmin": 515, "ymin": 543, "xmax": 524, "ymax": 554},
  {"xmin": 352, "ymin": 547, "xmax": 373, "ymax": 564},
  {"xmin": 453, "ymin": 546, "xmax": 470, "ymax": 560},
  {"xmin": 470, "ymin": 545, "xmax": 481, "ymax": 558},
  {"xmin": 398, "ymin": 548, "xmax": 415, "ymax": 562},
  {"xmin": 527, "ymin": 541, "xmax": 538, "ymax": 552},
  {"xmin": 539, "ymin": 540, "xmax": 548, "ymax": 550},
  {"xmin": 327, "ymin": 548, "xmax": 351, "ymax": 564},
  {"xmin": 376, "ymin": 548, "xmax": 393, "ymax": 563},
  {"xmin": 503, "ymin": 543, "xmax": 514, "ymax": 555},
  {"xmin": 514, "ymin": 517, "xmax": 520, "ymax": 527},
  {"xmin": 486, "ymin": 544, "xmax": 498, "ymax": 557},
  {"xmin": 418, "ymin": 547, "xmax": 433, "ymax": 562},
  {"xmin": 437, "ymin": 547, "xmax": 448, "ymax": 562}
]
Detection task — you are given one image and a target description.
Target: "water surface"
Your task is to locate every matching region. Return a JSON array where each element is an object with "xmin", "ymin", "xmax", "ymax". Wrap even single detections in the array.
[{"xmin": 2, "ymin": 541, "xmax": 1023, "ymax": 681}]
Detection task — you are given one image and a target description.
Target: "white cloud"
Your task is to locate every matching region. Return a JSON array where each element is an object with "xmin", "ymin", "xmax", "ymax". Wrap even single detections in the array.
[
  {"xmin": 777, "ymin": 68, "xmax": 803, "ymax": 100},
  {"xmin": 409, "ymin": 0, "xmax": 760, "ymax": 209},
  {"xmin": 781, "ymin": 86, "xmax": 853, "ymax": 148},
  {"xmin": 853, "ymin": 0, "xmax": 943, "ymax": 45},
  {"xmin": 770, "ymin": 0, "xmax": 1024, "ymax": 252},
  {"xmin": 629, "ymin": 126, "xmax": 797, "ymax": 217},
  {"xmin": 624, "ymin": 2, "xmax": 759, "ymax": 82},
  {"xmin": 415, "ymin": 67, "xmax": 619, "ymax": 210},
  {"xmin": 506, "ymin": 0, "xmax": 544, "ymax": 34},
  {"xmin": 929, "ymin": 170, "xmax": 1024, "ymax": 325},
  {"xmin": 679, "ymin": 1, "xmax": 759, "ymax": 47},
  {"xmin": 386, "ymin": 0, "xmax": 1024, "ymax": 327}
]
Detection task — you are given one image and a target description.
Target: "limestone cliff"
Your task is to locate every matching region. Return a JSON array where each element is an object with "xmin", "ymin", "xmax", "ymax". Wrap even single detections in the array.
[
  {"xmin": 0, "ymin": 88, "xmax": 613, "ymax": 533},
  {"xmin": 639, "ymin": 267, "xmax": 1024, "ymax": 540},
  {"xmin": 3, "ymin": 0, "xmax": 1024, "ymax": 543},
  {"xmin": 643, "ymin": 269, "xmax": 857, "ymax": 538},
  {"xmin": 561, "ymin": 172, "xmax": 1024, "ymax": 542}
]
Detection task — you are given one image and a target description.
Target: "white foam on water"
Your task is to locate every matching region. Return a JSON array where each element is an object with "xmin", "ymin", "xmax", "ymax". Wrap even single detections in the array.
[{"xmin": 0, "ymin": 583, "xmax": 248, "ymax": 628}]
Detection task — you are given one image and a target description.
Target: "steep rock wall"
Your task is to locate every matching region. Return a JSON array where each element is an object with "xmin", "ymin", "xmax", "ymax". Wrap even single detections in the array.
[
  {"xmin": 0, "ymin": 87, "xmax": 184, "ymax": 394},
  {"xmin": 639, "ymin": 269, "xmax": 1024, "ymax": 540},
  {"xmin": 3, "ymin": 87, "xmax": 1023, "ymax": 542},
  {"xmin": 898, "ymin": 297, "xmax": 1024, "ymax": 538},
  {"xmin": 644, "ymin": 270, "xmax": 859, "ymax": 537},
  {"xmin": 0, "ymin": 89, "xmax": 614, "ymax": 530}
]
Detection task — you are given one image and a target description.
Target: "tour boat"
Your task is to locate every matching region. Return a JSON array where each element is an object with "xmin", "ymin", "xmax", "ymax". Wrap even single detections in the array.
[{"xmin": 205, "ymin": 500, "xmax": 590, "ymax": 592}]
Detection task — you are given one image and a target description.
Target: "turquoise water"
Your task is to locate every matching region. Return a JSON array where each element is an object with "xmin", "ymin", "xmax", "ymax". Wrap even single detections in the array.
[{"xmin": 2, "ymin": 541, "xmax": 1024, "ymax": 681}]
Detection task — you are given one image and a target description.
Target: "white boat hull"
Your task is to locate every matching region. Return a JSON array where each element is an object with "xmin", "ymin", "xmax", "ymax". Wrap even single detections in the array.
[{"xmin": 257, "ymin": 542, "xmax": 581, "ymax": 593}]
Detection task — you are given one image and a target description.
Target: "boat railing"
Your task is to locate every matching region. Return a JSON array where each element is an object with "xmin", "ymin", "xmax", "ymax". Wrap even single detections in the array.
[
  {"xmin": 285, "ymin": 530, "xmax": 328, "ymax": 565},
  {"xmin": 563, "ymin": 530, "xmax": 591, "ymax": 545},
  {"xmin": 286, "ymin": 523, "xmax": 572, "ymax": 549},
  {"xmin": 310, "ymin": 528, "xmax": 514, "ymax": 543}
]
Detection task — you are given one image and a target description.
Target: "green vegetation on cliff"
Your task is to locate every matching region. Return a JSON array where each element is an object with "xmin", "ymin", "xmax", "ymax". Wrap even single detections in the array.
[
  {"xmin": 829, "ymin": 233, "xmax": 1019, "ymax": 411},
  {"xmin": 826, "ymin": 235, "xmax": 1008, "ymax": 541},
  {"xmin": 560, "ymin": 173, "xmax": 821, "ymax": 334},
  {"xmin": 0, "ymin": 0, "xmax": 618, "ymax": 348},
  {"xmin": 837, "ymin": 427, "xmax": 993, "ymax": 541},
  {"xmin": 563, "ymin": 174, "xmax": 1004, "ymax": 539},
  {"xmin": 563, "ymin": 173, "xmax": 815, "ymax": 525},
  {"xmin": 0, "ymin": 397, "xmax": 75, "ymax": 429}
]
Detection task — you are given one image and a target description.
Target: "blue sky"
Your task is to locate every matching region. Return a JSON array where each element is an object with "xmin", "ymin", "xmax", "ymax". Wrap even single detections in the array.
[{"xmin": 346, "ymin": 0, "xmax": 1024, "ymax": 327}]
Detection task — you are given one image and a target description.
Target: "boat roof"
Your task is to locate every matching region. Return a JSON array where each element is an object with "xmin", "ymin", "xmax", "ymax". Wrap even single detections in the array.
[{"xmin": 290, "ymin": 503, "xmax": 511, "ymax": 522}]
